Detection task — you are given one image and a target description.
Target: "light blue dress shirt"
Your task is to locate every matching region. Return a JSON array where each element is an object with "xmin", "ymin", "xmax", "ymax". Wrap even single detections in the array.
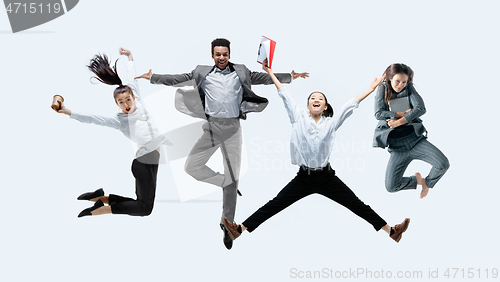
[{"xmin": 201, "ymin": 66, "xmax": 243, "ymax": 118}]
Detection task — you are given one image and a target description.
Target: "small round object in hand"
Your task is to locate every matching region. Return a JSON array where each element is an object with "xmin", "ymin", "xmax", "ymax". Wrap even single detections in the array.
[{"xmin": 51, "ymin": 95, "xmax": 64, "ymax": 111}]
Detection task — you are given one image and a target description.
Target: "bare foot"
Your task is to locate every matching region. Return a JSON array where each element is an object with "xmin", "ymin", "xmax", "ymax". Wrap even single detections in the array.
[{"xmin": 415, "ymin": 172, "xmax": 429, "ymax": 198}]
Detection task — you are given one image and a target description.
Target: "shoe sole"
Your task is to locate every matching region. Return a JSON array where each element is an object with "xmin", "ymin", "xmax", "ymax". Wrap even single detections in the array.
[{"xmin": 77, "ymin": 199, "xmax": 104, "ymax": 218}]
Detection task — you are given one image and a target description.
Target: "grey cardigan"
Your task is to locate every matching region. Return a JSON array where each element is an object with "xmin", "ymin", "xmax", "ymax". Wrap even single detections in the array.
[{"xmin": 373, "ymin": 82, "xmax": 427, "ymax": 148}]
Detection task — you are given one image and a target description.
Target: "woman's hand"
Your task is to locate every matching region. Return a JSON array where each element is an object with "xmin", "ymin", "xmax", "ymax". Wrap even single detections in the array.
[
  {"xmin": 119, "ymin": 48, "xmax": 133, "ymax": 61},
  {"xmin": 386, "ymin": 116, "xmax": 408, "ymax": 128},
  {"xmin": 135, "ymin": 69, "xmax": 152, "ymax": 80},
  {"xmin": 262, "ymin": 59, "xmax": 284, "ymax": 90},
  {"xmin": 394, "ymin": 109, "xmax": 411, "ymax": 119},
  {"xmin": 262, "ymin": 58, "xmax": 272, "ymax": 74},
  {"xmin": 369, "ymin": 74, "xmax": 386, "ymax": 91},
  {"xmin": 57, "ymin": 103, "xmax": 71, "ymax": 116},
  {"xmin": 355, "ymin": 74, "xmax": 387, "ymax": 102},
  {"xmin": 386, "ymin": 119, "xmax": 399, "ymax": 128}
]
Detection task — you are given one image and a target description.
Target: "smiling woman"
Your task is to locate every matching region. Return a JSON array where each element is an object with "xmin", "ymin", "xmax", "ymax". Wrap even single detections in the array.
[
  {"xmin": 307, "ymin": 91, "xmax": 333, "ymax": 119},
  {"xmin": 54, "ymin": 48, "xmax": 166, "ymax": 218},
  {"xmin": 222, "ymin": 59, "xmax": 411, "ymax": 246}
]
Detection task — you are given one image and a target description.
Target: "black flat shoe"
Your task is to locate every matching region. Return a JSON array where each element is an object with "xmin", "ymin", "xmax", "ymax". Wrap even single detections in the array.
[
  {"xmin": 78, "ymin": 199, "xmax": 104, "ymax": 218},
  {"xmin": 77, "ymin": 188, "xmax": 104, "ymax": 201}
]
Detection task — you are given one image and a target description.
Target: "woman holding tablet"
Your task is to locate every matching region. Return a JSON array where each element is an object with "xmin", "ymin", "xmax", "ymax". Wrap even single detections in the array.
[{"xmin": 373, "ymin": 63, "xmax": 449, "ymax": 198}]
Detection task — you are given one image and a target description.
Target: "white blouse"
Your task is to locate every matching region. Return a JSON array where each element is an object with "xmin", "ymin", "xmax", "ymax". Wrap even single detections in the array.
[
  {"xmin": 277, "ymin": 87, "xmax": 359, "ymax": 169},
  {"xmin": 70, "ymin": 61, "xmax": 165, "ymax": 159}
]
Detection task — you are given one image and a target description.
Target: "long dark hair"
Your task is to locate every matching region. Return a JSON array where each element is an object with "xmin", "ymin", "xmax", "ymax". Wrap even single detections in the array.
[
  {"xmin": 308, "ymin": 91, "xmax": 334, "ymax": 118},
  {"xmin": 87, "ymin": 54, "xmax": 133, "ymax": 99},
  {"xmin": 382, "ymin": 63, "xmax": 414, "ymax": 105}
]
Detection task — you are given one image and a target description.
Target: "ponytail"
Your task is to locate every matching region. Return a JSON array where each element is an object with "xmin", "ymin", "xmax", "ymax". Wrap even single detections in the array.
[
  {"xmin": 87, "ymin": 54, "xmax": 133, "ymax": 99},
  {"xmin": 323, "ymin": 103, "xmax": 334, "ymax": 118}
]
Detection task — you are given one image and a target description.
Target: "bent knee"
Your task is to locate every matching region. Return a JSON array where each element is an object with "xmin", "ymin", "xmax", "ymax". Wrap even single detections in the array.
[
  {"xmin": 184, "ymin": 165, "xmax": 194, "ymax": 176},
  {"xmin": 184, "ymin": 162, "xmax": 198, "ymax": 176},
  {"xmin": 138, "ymin": 207, "xmax": 153, "ymax": 217},
  {"xmin": 385, "ymin": 185, "xmax": 399, "ymax": 193},
  {"xmin": 184, "ymin": 157, "xmax": 198, "ymax": 174},
  {"xmin": 385, "ymin": 180, "xmax": 400, "ymax": 193},
  {"xmin": 435, "ymin": 158, "xmax": 450, "ymax": 171},
  {"xmin": 184, "ymin": 167, "xmax": 206, "ymax": 181},
  {"xmin": 443, "ymin": 158, "xmax": 450, "ymax": 170}
]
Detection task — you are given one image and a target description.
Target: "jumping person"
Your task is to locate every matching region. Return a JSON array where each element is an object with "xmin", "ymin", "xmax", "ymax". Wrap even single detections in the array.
[
  {"xmin": 56, "ymin": 48, "xmax": 165, "ymax": 217},
  {"xmin": 135, "ymin": 38, "xmax": 308, "ymax": 249},
  {"xmin": 223, "ymin": 60, "xmax": 410, "ymax": 246},
  {"xmin": 373, "ymin": 63, "xmax": 450, "ymax": 198}
]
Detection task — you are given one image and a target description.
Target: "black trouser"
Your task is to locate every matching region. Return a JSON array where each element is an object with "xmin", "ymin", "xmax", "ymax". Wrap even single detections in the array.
[
  {"xmin": 109, "ymin": 150, "xmax": 160, "ymax": 216},
  {"xmin": 242, "ymin": 165, "xmax": 387, "ymax": 232}
]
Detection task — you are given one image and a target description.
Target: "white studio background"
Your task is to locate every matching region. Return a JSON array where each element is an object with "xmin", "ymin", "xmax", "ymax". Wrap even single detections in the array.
[{"xmin": 1, "ymin": 0, "xmax": 498, "ymax": 281}]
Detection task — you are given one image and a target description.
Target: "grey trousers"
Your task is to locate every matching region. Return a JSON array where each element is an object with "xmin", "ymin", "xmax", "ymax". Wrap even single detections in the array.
[
  {"xmin": 385, "ymin": 132, "xmax": 450, "ymax": 192},
  {"xmin": 184, "ymin": 118, "xmax": 242, "ymax": 224}
]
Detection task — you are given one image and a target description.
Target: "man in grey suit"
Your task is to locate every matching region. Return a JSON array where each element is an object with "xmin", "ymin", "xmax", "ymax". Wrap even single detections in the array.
[{"xmin": 137, "ymin": 38, "xmax": 308, "ymax": 249}]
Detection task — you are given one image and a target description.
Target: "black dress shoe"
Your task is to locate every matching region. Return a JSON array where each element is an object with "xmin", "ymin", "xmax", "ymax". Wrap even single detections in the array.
[
  {"xmin": 220, "ymin": 224, "xmax": 233, "ymax": 250},
  {"xmin": 77, "ymin": 188, "xmax": 104, "ymax": 201},
  {"xmin": 78, "ymin": 199, "xmax": 104, "ymax": 218}
]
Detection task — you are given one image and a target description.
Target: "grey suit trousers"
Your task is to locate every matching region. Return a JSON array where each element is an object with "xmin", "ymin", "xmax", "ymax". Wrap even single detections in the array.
[
  {"xmin": 184, "ymin": 118, "xmax": 242, "ymax": 224},
  {"xmin": 385, "ymin": 132, "xmax": 450, "ymax": 192}
]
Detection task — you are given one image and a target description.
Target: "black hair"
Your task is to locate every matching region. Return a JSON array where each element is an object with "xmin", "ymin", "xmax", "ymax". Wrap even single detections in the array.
[
  {"xmin": 308, "ymin": 91, "xmax": 334, "ymax": 118},
  {"xmin": 211, "ymin": 38, "xmax": 231, "ymax": 54},
  {"xmin": 87, "ymin": 54, "xmax": 133, "ymax": 100}
]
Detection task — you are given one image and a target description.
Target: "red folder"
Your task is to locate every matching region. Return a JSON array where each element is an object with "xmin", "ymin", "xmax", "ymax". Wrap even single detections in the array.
[{"xmin": 257, "ymin": 36, "xmax": 276, "ymax": 69}]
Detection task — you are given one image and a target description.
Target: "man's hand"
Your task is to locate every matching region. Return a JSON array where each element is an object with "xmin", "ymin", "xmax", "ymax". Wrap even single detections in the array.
[
  {"xmin": 291, "ymin": 70, "xmax": 309, "ymax": 80},
  {"xmin": 135, "ymin": 69, "xmax": 152, "ymax": 81}
]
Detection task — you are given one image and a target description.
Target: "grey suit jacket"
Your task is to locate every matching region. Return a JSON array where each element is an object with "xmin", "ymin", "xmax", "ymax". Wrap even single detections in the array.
[
  {"xmin": 150, "ymin": 62, "xmax": 292, "ymax": 120},
  {"xmin": 373, "ymin": 82, "xmax": 427, "ymax": 148}
]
